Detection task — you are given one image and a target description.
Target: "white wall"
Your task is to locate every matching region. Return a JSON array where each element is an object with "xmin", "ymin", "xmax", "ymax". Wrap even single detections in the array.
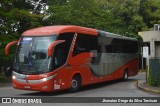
[{"xmin": 140, "ymin": 31, "xmax": 160, "ymax": 42}]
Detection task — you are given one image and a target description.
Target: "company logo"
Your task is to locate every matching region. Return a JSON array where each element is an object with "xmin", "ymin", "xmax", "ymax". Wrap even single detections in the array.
[{"xmin": 2, "ymin": 98, "xmax": 11, "ymax": 103}]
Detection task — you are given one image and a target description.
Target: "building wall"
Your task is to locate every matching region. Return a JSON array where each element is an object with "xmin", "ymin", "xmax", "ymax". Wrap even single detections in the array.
[
  {"xmin": 140, "ymin": 31, "xmax": 160, "ymax": 58},
  {"xmin": 140, "ymin": 31, "xmax": 160, "ymax": 42}
]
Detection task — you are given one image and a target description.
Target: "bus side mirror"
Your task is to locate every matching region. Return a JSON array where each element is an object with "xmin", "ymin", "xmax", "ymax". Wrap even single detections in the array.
[
  {"xmin": 48, "ymin": 40, "xmax": 65, "ymax": 57},
  {"xmin": 5, "ymin": 41, "xmax": 18, "ymax": 56}
]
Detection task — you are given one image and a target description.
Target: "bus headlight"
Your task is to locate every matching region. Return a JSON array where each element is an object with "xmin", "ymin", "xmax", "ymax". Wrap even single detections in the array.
[
  {"xmin": 41, "ymin": 78, "xmax": 47, "ymax": 82},
  {"xmin": 12, "ymin": 76, "xmax": 16, "ymax": 80},
  {"xmin": 40, "ymin": 74, "xmax": 57, "ymax": 82}
]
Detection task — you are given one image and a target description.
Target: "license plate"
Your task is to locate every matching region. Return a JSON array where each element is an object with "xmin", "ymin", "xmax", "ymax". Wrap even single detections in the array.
[{"xmin": 24, "ymin": 86, "xmax": 31, "ymax": 89}]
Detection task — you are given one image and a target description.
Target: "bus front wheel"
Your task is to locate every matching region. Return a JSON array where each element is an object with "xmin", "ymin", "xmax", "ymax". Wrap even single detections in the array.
[{"xmin": 69, "ymin": 76, "xmax": 81, "ymax": 93}]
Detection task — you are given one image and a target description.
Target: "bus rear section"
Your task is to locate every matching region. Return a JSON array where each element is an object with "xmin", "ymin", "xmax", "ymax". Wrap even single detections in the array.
[
  {"xmin": 5, "ymin": 25, "xmax": 139, "ymax": 92},
  {"xmin": 93, "ymin": 31, "xmax": 139, "ymax": 79}
]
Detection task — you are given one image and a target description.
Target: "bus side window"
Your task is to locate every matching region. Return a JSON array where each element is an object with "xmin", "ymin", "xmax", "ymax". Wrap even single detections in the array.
[
  {"xmin": 123, "ymin": 40, "xmax": 138, "ymax": 53},
  {"xmin": 57, "ymin": 32, "xmax": 74, "ymax": 63},
  {"xmin": 73, "ymin": 34, "xmax": 98, "ymax": 56},
  {"xmin": 105, "ymin": 45, "xmax": 113, "ymax": 53},
  {"xmin": 51, "ymin": 33, "xmax": 74, "ymax": 70}
]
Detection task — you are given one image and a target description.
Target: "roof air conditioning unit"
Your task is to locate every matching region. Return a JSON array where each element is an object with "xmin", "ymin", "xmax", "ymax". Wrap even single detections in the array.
[{"xmin": 154, "ymin": 24, "xmax": 159, "ymax": 31}]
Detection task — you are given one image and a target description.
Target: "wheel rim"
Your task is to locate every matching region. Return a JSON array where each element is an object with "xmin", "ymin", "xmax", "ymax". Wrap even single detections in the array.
[
  {"xmin": 72, "ymin": 79, "xmax": 78, "ymax": 88},
  {"xmin": 125, "ymin": 72, "xmax": 128, "ymax": 79}
]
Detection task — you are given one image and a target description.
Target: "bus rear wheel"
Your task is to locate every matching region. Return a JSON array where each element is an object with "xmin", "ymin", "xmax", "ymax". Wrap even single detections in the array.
[{"xmin": 69, "ymin": 76, "xmax": 81, "ymax": 93}]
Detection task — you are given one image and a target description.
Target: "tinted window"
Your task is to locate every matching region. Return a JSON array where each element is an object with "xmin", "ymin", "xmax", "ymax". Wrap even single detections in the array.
[
  {"xmin": 52, "ymin": 43, "xmax": 65, "ymax": 69},
  {"xmin": 123, "ymin": 40, "xmax": 138, "ymax": 53},
  {"xmin": 104, "ymin": 37, "xmax": 138, "ymax": 53},
  {"xmin": 73, "ymin": 34, "xmax": 98, "ymax": 56},
  {"xmin": 57, "ymin": 32, "xmax": 74, "ymax": 63},
  {"xmin": 51, "ymin": 33, "xmax": 74, "ymax": 70},
  {"xmin": 103, "ymin": 37, "xmax": 121, "ymax": 53}
]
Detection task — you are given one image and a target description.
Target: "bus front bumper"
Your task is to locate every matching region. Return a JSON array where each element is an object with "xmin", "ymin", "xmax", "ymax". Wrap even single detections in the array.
[
  {"xmin": 12, "ymin": 79, "xmax": 55, "ymax": 92},
  {"xmin": 11, "ymin": 72, "xmax": 68, "ymax": 92}
]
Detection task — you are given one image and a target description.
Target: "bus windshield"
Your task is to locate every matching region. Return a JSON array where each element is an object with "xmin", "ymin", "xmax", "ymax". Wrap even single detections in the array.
[{"xmin": 13, "ymin": 36, "xmax": 57, "ymax": 75}]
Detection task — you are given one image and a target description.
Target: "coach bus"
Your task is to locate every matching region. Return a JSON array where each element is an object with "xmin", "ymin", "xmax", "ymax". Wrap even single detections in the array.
[{"xmin": 5, "ymin": 25, "xmax": 139, "ymax": 92}]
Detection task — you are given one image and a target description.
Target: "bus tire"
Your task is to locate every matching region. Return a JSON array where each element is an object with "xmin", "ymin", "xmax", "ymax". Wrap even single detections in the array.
[
  {"xmin": 123, "ymin": 70, "xmax": 128, "ymax": 81},
  {"xmin": 69, "ymin": 75, "xmax": 81, "ymax": 93}
]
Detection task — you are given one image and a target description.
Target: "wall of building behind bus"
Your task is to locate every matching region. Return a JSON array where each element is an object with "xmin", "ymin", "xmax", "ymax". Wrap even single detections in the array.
[{"xmin": 139, "ymin": 24, "xmax": 160, "ymax": 67}]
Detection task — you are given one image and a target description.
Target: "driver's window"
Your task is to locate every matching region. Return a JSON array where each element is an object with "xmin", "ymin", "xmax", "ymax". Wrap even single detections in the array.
[
  {"xmin": 51, "ymin": 32, "xmax": 74, "ymax": 70},
  {"xmin": 54, "ymin": 47, "xmax": 63, "ymax": 66},
  {"xmin": 52, "ymin": 43, "xmax": 64, "ymax": 69}
]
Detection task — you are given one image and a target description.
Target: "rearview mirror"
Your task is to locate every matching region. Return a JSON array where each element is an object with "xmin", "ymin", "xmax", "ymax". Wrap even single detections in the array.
[
  {"xmin": 5, "ymin": 41, "xmax": 18, "ymax": 56},
  {"xmin": 48, "ymin": 40, "xmax": 65, "ymax": 57}
]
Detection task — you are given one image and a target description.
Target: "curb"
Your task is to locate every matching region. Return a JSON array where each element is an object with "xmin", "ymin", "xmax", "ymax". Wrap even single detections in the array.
[{"xmin": 137, "ymin": 80, "xmax": 160, "ymax": 94}]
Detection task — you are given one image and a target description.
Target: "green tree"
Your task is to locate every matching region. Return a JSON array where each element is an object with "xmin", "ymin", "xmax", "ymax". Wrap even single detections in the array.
[
  {"xmin": 46, "ymin": 0, "xmax": 112, "ymax": 30},
  {"xmin": 140, "ymin": 0, "xmax": 160, "ymax": 29},
  {"xmin": 101, "ymin": 0, "xmax": 146, "ymax": 37},
  {"xmin": 0, "ymin": 0, "xmax": 44, "ymax": 36}
]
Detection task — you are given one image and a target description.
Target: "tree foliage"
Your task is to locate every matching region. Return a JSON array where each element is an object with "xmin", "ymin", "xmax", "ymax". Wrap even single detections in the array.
[
  {"xmin": 0, "ymin": 0, "xmax": 44, "ymax": 36},
  {"xmin": 46, "ymin": 0, "xmax": 112, "ymax": 31},
  {"xmin": 140, "ymin": 0, "xmax": 160, "ymax": 28}
]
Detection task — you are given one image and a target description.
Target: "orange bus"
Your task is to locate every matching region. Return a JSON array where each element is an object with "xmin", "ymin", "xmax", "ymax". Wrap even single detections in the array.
[{"xmin": 5, "ymin": 25, "xmax": 139, "ymax": 92}]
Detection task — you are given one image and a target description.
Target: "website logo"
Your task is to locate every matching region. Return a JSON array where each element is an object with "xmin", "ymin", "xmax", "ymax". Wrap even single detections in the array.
[{"xmin": 2, "ymin": 98, "xmax": 11, "ymax": 103}]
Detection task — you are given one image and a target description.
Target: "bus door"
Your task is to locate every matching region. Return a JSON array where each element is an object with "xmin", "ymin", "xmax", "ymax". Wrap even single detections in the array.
[
  {"xmin": 52, "ymin": 33, "xmax": 75, "ymax": 89},
  {"xmin": 48, "ymin": 41, "xmax": 71, "ymax": 90}
]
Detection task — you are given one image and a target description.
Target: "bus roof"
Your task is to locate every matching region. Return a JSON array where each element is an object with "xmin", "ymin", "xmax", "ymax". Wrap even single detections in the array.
[
  {"xmin": 22, "ymin": 25, "xmax": 137, "ymax": 41},
  {"xmin": 99, "ymin": 31, "xmax": 137, "ymax": 41},
  {"xmin": 22, "ymin": 25, "xmax": 98, "ymax": 36}
]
